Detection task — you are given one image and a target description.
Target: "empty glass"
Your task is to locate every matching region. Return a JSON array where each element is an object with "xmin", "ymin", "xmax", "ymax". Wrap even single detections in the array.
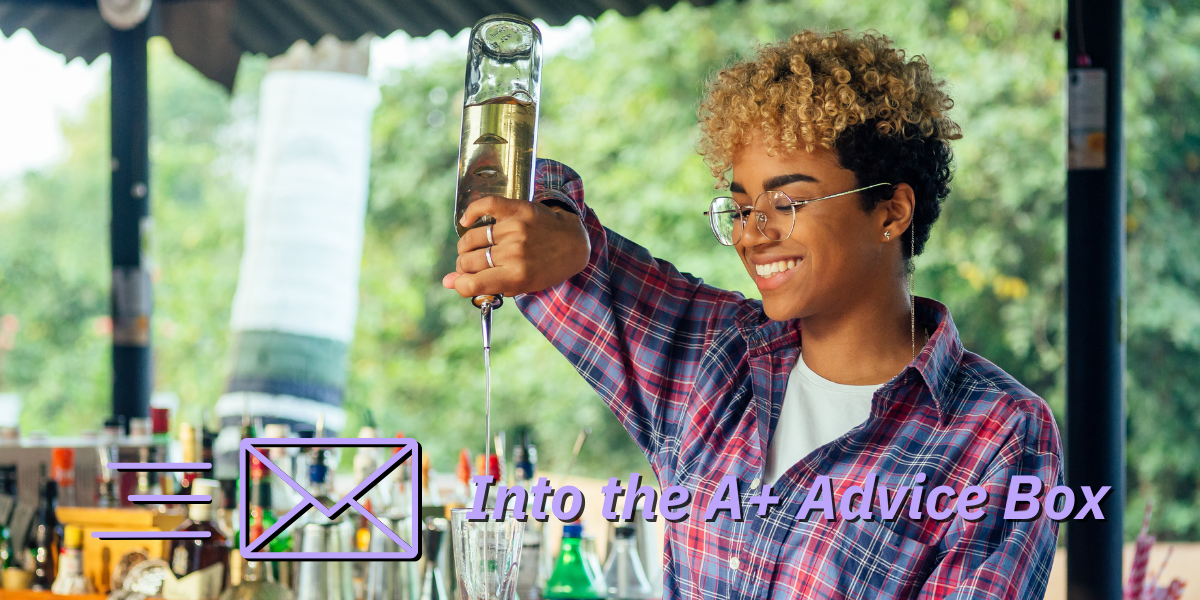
[{"xmin": 449, "ymin": 508, "xmax": 525, "ymax": 600}]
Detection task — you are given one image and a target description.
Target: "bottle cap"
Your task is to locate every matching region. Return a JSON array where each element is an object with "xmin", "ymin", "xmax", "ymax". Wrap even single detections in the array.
[
  {"xmin": 309, "ymin": 463, "xmax": 328, "ymax": 485},
  {"xmin": 51, "ymin": 448, "xmax": 75, "ymax": 485},
  {"xmin": 150, "ymin": 408, "xmax": 170, "ymax": 435},
  {"xmin": 562, "ymin": 523, "xmax": 583, "ymax": 538},
  {"xmin": 64, "ymin": 524, "xmax": 83, "ymax": 548},
  {"xmin": 487, "ymin": 454, "xmax": 501, "ymax": 481},
  {"xmin": 615, "ymin": 524, "xmax": 637, "ymax": 539}
]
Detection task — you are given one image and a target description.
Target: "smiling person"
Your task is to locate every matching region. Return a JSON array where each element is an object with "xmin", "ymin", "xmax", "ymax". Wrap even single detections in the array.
[{"xmin": 444, "ymin": 29, "xmax": 1062, "ymax": 598}]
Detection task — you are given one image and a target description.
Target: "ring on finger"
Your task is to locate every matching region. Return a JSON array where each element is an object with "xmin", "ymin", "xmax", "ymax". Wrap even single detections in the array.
[
  {"xmin": 486, "ymin": 223, "xmax": 495, "ymax": 246},
  {"xmin": 486, "ymin": 246, "xmax": 496, "ymax": 269}
]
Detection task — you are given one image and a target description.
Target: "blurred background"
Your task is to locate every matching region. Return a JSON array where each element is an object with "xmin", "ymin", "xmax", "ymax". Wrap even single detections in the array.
[{"xmin": 0, "ymin": 0, "xmax": 1197, "ymax": 544}]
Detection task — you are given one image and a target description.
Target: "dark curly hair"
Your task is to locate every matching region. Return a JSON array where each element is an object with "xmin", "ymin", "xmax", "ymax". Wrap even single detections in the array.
[
  {"xmin": 835, "ymin": 122, "xmax": 954, "ymax": 263},
  {"xmin": 697, "ymin": 29, "xmax": 960, "ymax": 263}
]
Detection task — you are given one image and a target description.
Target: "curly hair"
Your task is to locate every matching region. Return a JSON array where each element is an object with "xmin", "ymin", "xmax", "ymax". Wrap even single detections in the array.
[{"xmin": 697, "ymin": 30, "xmax": 962, "ymax": 259}]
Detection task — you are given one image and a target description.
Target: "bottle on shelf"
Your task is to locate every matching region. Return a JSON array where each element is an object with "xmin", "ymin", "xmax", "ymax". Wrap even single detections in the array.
[
  {"xmin": 50, "ymin": 447, "xmax": 76, "ymax": 507},
  {"xmin": 28, "ymin": 469, "xmax": 60, "ymax": 591},
  {"xmin": 50, "ymin": 524, "xmax": 92, "ymax": 595},
  {"xmin": 0, "ymin": 464, "xmax": 18, "ymax": 569},
  {"xmin": 180, "ymin": 423, "xmax": 199, "ymax": 495},
  {"xmin": 167, "ymin": 478, "xmax": 231, "ymax": 595},
  {"xmin": 543, "ymin": 523, "xmax": 606, "ymax": 599},
  {"xmin": 602, "ymin": 525, "xmax": 653, "ymax": 599}
]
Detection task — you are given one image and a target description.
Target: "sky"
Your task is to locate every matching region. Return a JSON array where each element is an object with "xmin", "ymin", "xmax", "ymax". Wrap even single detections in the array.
[{"xmin": 0, "ymin": 16, "xmax": 593, "ymax": 182}]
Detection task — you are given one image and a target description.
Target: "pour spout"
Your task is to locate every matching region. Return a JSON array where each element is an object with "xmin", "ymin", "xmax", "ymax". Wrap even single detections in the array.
[{"xmin": 473, "ymin": 294, "xmax": 503, "ymax": 349}]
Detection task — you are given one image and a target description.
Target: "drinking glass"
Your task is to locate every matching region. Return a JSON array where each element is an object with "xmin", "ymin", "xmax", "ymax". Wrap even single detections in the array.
[{"xmin": 449, "ymin": 508, "xmax": 525, "ymax": 600}]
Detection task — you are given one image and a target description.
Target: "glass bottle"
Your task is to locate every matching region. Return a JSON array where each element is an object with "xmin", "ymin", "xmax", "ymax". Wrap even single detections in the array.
[
  {"xmin": 51, "ymin": 447, "xmax": 76, "ymax": 507},
  {"xmin": 0, "ymin": 465, "xmax": 17, "ymax": 569},
  {"xmin": 51, "ymin": 524, "xmax": 92, "ymax": 594},
  {"xmin": 29, "ymin": 472, "xmax": 60, "ymax": 591},
  {"xmin": 168, "ymin": 479, "xmax": 231, "ymax": 591},
  {"xmin": 454, "ymin": 14, "xmax": 543, "ymax": 236},
  {"xmin": 543, "ymin": 523, "xmax": 606, "ymax": 599},
  {"xmin": 601, "ymin": 526, "xmax": 652, "ymax": 599}
]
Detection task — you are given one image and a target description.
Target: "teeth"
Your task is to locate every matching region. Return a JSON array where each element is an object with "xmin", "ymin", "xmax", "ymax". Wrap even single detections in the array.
[{"xmin": 755, "ymin": 259, "xmax": 799, "ymax": 279}]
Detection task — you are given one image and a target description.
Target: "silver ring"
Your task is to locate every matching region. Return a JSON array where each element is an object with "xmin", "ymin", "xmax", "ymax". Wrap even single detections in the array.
[
  {"xmin": 486, "ymin": 224, "xmax": 495, "ymax": 246},
  {"xmin": 485, "ymin": 246, "xmax": 495, "ymax": 269}
]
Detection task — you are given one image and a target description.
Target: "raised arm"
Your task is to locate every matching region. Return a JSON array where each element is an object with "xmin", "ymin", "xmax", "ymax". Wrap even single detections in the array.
[{"xmin": 444, "ymin": 159, "xmax": 750, "ymax": 471}]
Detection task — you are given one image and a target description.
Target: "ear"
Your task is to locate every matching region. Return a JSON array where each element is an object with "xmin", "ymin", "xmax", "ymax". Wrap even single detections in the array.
[{"xmin": 878, "ymin": 183, "xmax": 916, "ymax": 242}]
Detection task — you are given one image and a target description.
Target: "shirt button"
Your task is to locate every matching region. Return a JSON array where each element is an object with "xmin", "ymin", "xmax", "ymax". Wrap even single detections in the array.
[
  {"xmin": 729, "ymin": 557, "xmax": 741, "ymax": 570},
  {"xmin": 750, "ymin": 478, "xmax": 760, "ymax": 490}
]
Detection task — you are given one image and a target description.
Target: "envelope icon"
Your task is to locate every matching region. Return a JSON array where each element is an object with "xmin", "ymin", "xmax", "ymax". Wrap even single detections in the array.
[{"xmin": 238, "ymin": 437, "xmax": 421, "ymax": 561}]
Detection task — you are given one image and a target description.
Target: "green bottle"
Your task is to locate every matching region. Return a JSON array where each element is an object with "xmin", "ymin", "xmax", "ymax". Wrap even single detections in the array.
[{"xmin": 544, "ymin": 523, "xmax": 606, "ymax": 599}]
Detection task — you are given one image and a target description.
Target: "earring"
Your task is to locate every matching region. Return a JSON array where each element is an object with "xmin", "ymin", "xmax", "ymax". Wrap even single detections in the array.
[{"xmin": 885, "ymin": 231, "xmax": 892, "ymax": 240}]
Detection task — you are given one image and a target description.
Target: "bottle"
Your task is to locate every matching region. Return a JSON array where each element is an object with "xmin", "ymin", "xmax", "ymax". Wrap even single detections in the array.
[
  {"xmin": 512, "ymin": 430, "xmax": 545, "ymax": 599},
  {"xmin": 29, "ymin": 471, "xmax": 60, "ymax": 591},
  {"xmin": 454, "ymin": 14, "xmax": 543, "ymax": 235},
  {"xmin": 0, "ymin": 465, "xmax": 17, "ymax": 569},
  {"xmin": 51, "ymin": 448, "xmax": 76, "ymax": 507},
  {"xmin": 51, "ymin": 524, "xmax": 92, "ymax": 594},
  {"xmin": 180, "ymin": 423, "xmax": 199, "ymax": 495},
  {"xmin": 543, "ymin": 523, "xmax": 606, "ymax": 599},
  {"xmin": 168, "ymin": 479, "xmax": 231, "ymax": 590},
  {"xmin": 601, "ymin": 526, "xmax": 652, "ymax": 599}
]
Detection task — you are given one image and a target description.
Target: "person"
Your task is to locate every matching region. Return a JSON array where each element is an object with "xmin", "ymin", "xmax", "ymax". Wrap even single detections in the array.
[{"xmin": 443, "ymin": 29, "xmax": 1062, "ymax": 598}]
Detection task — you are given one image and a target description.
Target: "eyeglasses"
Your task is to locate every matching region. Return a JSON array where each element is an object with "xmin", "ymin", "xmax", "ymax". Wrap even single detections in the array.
[{"xmin": 703, "ymin": 182, "xmax": 894, "ymax": 246}]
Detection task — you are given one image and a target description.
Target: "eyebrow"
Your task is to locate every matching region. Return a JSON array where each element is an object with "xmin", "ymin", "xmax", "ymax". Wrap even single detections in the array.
[{"xmin": 729, "ymin": 172, "xmax": 819, "ymax": 195}]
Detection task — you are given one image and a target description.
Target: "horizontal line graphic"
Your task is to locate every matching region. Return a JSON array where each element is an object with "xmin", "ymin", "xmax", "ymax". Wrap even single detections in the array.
[
  {"xmin": 108, "ymin": 462, "xmax": 212, "ymax": 471},
  {"xmin": 92, "ymin": 532, "xmax": 212, "ymax": 540},
  {"xmin": 128, "ymin": 495, "xmax": 212, "ymax": 503}
]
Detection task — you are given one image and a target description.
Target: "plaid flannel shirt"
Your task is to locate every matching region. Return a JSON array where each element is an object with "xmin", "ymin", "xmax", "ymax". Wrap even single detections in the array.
[{"xmin": 516, "ymin": 159, "xmax": 1063, "ymax": 599}]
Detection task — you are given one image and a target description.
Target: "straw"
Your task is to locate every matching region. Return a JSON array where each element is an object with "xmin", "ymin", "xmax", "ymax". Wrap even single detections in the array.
[{"xmin": 1126, "ymin": 500, "xmax": 1155, "ymax": 600}]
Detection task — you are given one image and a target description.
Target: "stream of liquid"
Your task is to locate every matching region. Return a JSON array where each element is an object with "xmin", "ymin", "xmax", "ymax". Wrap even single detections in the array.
[{"xmin": 483, "ymin": 345, "xmax": 492, "ymax": 477}]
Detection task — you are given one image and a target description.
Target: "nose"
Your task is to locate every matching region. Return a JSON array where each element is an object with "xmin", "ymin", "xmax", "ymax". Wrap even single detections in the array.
[{"xmin": 737, "ymin": 213, "xmax": 773, "ymax": 248}]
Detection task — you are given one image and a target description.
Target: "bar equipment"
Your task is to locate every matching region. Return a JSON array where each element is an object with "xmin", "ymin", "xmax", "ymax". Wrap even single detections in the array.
[
  {"xmin": 601, "ymin": 525, "xmax": 652, "ymax": 599},
  {"xmin": 421, "ymin": 517, "xmax": 450, "ymax": 600},
  {"xmin": 450, "ymin": 508, "xmax": 525, "ymax": 600},
  {"xmin": 453, "ymin": 14, "xmax": 543, "ymax": 465},
  {"xmin": 366, "ymin": 516, "xmax": 415, "ymax": 600}
]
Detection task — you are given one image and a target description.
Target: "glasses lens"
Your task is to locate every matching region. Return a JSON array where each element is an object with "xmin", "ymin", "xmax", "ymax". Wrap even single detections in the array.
[
  {"xmin": 755, "ymin": 191, "xmax": 796, "ymax": 241},
  {"xmin": 709, "ymin": 197, "xmax": 742, "ymax": 245}
]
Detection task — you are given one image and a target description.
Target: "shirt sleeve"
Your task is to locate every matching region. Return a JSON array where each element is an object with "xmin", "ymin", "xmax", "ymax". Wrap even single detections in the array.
[
  {"xmin": 515, "ymin": 159, "xmax": 750, "ymax": 473},
  {"xmin": 919, "ymin": 406, "xmax": 1063, "ymax": 599}
]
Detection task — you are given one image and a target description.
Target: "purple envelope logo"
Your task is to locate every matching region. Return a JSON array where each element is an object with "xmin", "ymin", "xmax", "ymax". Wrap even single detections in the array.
[{"xmin": 238, "ymin": 438, "xmax": 421, "ymax": 561}]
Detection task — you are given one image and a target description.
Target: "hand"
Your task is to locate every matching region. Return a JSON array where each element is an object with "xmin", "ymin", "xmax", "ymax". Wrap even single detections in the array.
[{"xmin": 442, "ymin": 196, "xmax": 590, "ymax": 298}]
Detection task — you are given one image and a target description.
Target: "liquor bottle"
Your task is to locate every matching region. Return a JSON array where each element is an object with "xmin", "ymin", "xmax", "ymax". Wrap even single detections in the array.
[
  {"xmin": 51, "ymin": 524, "xmax": 92, "ymax": 594},
  {"xmin": 601, "ymin": 525, "xmax": 653, "ymax": 599},
  {"xmin": 0, "ymin": 465, "xmax": 17, "ymax": 569},
  {"xmin": 51, "ymin": 447, "xmax": 76, "ymax": 507},
  {"xmin": 180, "ymin": 423, "xmax": 199, "ymax": 495},
  {"xmin": 28, "ymin": 472, "xmax": 60, "ymax": 591},
  {"xmin": 217, "ymin": 479, "xmax": 239, "ymax": 542},
  {"xmin": 513, "ymin": 430, "xmax": 546, "ymax": 600},
  {"xmin": 543, "ymin": 523, "xmax": 606, "ymax": 599},
  {"xmin": 168, "ymin": 479, "xmax": 231, "ymax": 590}
]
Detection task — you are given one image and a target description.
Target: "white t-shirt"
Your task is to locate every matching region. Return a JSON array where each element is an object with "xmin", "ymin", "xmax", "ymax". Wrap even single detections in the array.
[{"xmin": 763, "ymin": 351, "xmax": 882, "ymax": 486}]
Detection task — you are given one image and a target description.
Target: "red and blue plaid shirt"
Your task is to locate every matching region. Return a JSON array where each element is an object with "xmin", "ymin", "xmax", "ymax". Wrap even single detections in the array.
[{"xmin": 516, "ymin": 160, "xmax": 1063, "ymax": 599}]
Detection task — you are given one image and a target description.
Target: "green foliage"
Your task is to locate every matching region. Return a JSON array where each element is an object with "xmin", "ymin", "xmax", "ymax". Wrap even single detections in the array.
[{"xmin": 0, "ymin": 0, "xmax": 1197, "ymax": 538}]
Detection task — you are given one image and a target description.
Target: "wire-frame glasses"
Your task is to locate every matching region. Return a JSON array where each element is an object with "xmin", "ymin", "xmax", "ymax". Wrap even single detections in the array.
[{"xmin": 703, "ymin": 182, "xmax": 894, "ymax": 246}]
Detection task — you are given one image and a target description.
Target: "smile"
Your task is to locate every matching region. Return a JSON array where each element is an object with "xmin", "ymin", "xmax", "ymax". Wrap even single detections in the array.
[{"xmin": 755, "ymin": 259, "xmax": 799, "ymax": 279}]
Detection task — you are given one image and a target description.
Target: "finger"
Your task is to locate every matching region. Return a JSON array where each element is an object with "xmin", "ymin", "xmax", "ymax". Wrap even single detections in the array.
[
  {"xmin": 455, "ymin": 246, "xmax": 498, "ymax": 275},
  {"xmin": 442, "ymin": 272, "xmax": 460, "ymax": 289},
  {"xmin": 457, "ymin": 220, "xmax": 505, "ymax": 255},
  {"xmin": 459, "ymin": 196, "xmax": 531, "ymax": 229},
  {"xmin": 452, "ymin": 269, "xmax": 515, "ymax": 299}
]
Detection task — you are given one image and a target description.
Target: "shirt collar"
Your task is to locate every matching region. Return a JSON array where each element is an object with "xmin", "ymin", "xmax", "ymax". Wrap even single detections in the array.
[{"xmin": 736, "ymin": 296, "xmax": 964, "ymax": 424}]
